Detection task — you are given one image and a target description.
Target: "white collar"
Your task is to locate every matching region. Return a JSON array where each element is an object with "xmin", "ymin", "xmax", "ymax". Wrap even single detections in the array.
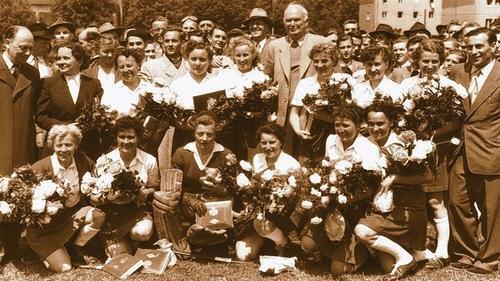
[
  {"xmin": 288, "ymin": 35, "xmax": 305, "ymax": 47},
  {"xmin": 184, "ymin": 141, "xmax": 224, "ymax": 170},
  {"xmin": 368, "ymin": 131, "xmax": 401, "ymax": 148},
  {"xmin": 472, "ymin": 59, "xmax": 495, "ymax": 78},
  {"xmin": 108, "ymin": 148, "xmax": 146, "ymax": 167},
  {"xmin": 333, "ymin": 133, "xmax": 367, "ymax": 154},
  {"xmin": 2, "ymin": 52, "xmax": 15, "ymax": 70},
  {"xmin": 50, "ymin": 154, "xmax": 76, "ymax": 175},
  {"xmin": 64, "ymin": 72, "xmax": 81, "ymax": 81}
]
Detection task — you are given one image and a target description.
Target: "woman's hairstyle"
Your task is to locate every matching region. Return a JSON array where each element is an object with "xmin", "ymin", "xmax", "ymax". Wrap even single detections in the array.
[
  {"xmin": 256, "ymin": 122, "xmax": 286, "ymax": 145},
  {"xmin": 358, "ymin": 45, "xmax": 392, "ymax": 65},
  {"xmin": 115, "ymin": 48, "xmax": 144, "ymax": 67},
  {"xmin": 189, "ymin": 110, "xmax": 218, "ymax": 129},
  {"xmin": 406, "ymin": 34, "xmax": 428, "ymax": 49},
  {"xmin": 365, "ymin": 99, "xmax": 401, "ymax": 123},
  {"xmin": 412, "ymin": 38, "xmax": 446, "ymax": 65},
  {"xmin": 332, "ymin": 104, "xmax": 363, "ymax": 126},
  {"xmin": 231, "ymin": 37, "xmax": 259, "ymax": 67},
  {"xmin": 447, "ymin": 49, "xmax": 467, "ymax": 63},
  {"xmin": 113, "ymin": 116, "xmax": 144, "ymax": 139},
  {"xmin": 309, "ymin": 43, "xmax": 338, "ymax": 64},
  {"xmin": 51, "ymin": 40, "xmax": 86, "ymax": 63},
  {"xmin": 181, "ymin": 40, "xmax": 213, "ymax": 61},
  {"xmin": 47, "ymin": 124, "xmax": 83, "ymax": 148}
]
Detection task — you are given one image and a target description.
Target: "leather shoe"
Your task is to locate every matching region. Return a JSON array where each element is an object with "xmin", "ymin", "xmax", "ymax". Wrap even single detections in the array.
[
  {"xmin": 450, "ymin": 261, "xmax": 473, "ymax": 270},
  {"xmin": 384, "ymin": 258, "xmax": 417, "ymax": 281},
  {"xmin": 467, "ymin": 266, "xmax": 492, "ymax": 275}
]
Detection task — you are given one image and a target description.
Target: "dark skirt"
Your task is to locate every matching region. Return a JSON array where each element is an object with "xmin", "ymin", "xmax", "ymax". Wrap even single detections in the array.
[
  {"xmin": 422, "ymin": 143, "xmax": 450, "ymax": 192},
  {"xmin": 26, "ymin": 205, "xmax": 93, "ymax": 260},
  {"xmin": 98, "ymin": 203, "xmax": 148, "ymax": 246}
]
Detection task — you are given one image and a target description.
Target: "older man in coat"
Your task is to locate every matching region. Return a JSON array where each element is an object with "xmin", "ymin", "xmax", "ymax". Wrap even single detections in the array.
[
  {"xmin": 0, "ymin": 25, "xmax": 41, "ymax": 261},
  {"xmin": 448, "ymin": 27, "xmax": 500, "ymax": 275},
  {"xmin": 262, "ymin": 3, "xmax": 327, "ymax": 153}
]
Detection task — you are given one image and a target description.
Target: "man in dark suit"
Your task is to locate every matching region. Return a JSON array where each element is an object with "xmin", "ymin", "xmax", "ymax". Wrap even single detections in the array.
[
  {"xmin": 0, "ymin": 25, "xmax": 41, "ymax": 262},
  {"xmin": 448, "ymin": 27, "xmax": 500, "ymax": 274}
]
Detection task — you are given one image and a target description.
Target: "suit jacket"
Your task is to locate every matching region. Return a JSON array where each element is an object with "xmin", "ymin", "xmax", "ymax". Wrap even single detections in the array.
[
  {"xmin": 140, "ymin": 55, "xmax": 188, "ymax": 86},
  {"xmin": 262, "ymin": 33, "xmax": 328, "ymax": 126},
  {"xmin": 0, "ymin": 56, "xmax": 41, "ymax": 175},
  {"xmin": 449, "ymin": 60, "xmax": 500, "ymax": 175}
]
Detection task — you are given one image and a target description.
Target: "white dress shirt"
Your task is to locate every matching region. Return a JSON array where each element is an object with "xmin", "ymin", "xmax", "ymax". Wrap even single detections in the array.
[
  {"xmin": 469, "ymin": 59, "xmax": 495, "ymax": 103},
  {"xmin": 101, "ymin": 80, "xmax": 153, "ymax": 117},
  {"xmin": 184, "ymin": 142, "xmax": 225, "ymax": 170},
  {"xmin": 64, "ymin": 73, "xmax": 81, "ymax": 104},
  {"xmin": 325, "ymin": 134, "xmax": 384, "ymax": 170},
  {"xmin": 51, "ymin": 154, "xmax": 80, "ymax": 207},
  {"xmin": 359, "ymin": 76, "xmax": 405, "ymax": 102},
  {"xmin": 252, "ymin": 151, "xmax": 300, "ymax": 175},
  {"xmin": 97, "ymin": 66, "xmax": 116, "ymax": 90}
]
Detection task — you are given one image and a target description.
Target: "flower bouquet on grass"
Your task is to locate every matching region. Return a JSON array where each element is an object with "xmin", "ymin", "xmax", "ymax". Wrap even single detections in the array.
[
  {"xmin": 75, "ymin": 97, "xmax": 118, "ymax": 134},
  {"xmin": 82, "ymin": 157, "xmax": 145, "ymax": 205},
  {"xmin": 0, "ymin": 165, "xmax": 71, "ymax": 227},
  {"xmin": 399, "ymin": 75, "xmax": 467, "ymax": 139}
]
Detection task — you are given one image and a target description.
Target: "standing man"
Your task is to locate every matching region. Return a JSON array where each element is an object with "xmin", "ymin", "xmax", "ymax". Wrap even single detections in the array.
[
  {"xmin": 448, "ymin": 27, "xmax": 500, "ymax": 275},
  {"xmin": 150, "ymin": 16, "xmax": 169, "ymax": 58},
  {"xmin": 243, "ymin": 8, "xmax": 274, "ymax": 55},
  {"xmin": 262, "ymin": 2, "xmax": 326, "ymax": 153},
  {"xmin": 0, "ymin": 25, "xmax": 41, "ymax": 262}
]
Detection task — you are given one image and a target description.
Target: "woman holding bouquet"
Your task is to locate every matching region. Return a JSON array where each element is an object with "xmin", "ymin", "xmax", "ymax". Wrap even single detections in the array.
[
  {"xmin": 94, "ymin": 116, "xmax": 159, "ymax": 258},
  {"xmin": 27, "ymin": 124, "xmax": 106, "ymax": 272},
  {"xmin": 299, "ymin": 105, "xmax": 383, "ymax": 275},
  {"xmin": 399, "ymin": 39, "xmax": 468, "ymax": 268},
  {"xmin": 355, "ymin": 102, "xmax": 433, "ymax": 280},
  {"xmin": 236, "ymin": 123, "xmax": 300, "ymax": 261},
  {"xmin": 289, "ymin": 43, "xmax": 345, "ymax": 162},
  {"xmin": 36, "ymin": 41, "xmax": 103, "ymax": 160}
]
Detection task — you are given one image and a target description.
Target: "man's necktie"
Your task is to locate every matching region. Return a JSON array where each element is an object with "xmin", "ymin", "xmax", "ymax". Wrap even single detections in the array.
[
  {"xmin": 11, "ymin": 65, "xmax": 19, "ymax": 79},
  {"xmin": 469, "ymin": 69, "xmax": 481, "ymax": 104},
  {"xmin": 291, "ymin": 40, "xmax": 299, "ymax": 48}
]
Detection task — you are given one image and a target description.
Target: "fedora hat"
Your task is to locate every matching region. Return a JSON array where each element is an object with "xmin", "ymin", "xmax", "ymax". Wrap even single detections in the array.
[
  {"xmin": 29, "ymin": 23, "xmax": 51, "ymax": 40},
  {"xmin": 369, "ymin": 24, "xmax": 397, "ymax": 40},
  {"xmin": 404, "ymin": 22, "xmax": 431, "ymax": 38},
  {"xmin": 48, "ymin": 17, "xmax": 75, "ymax": 34},
  {"xmin": 126, "ymin": 29, "xmax": 153, "ymax": 42},
  {"xmin": 243, "ymin": 8, "xmax": 273, "ymax": 27},
  {"xmin": 99, "ymin": 22, "xmax": 123, "ymax": 36}
]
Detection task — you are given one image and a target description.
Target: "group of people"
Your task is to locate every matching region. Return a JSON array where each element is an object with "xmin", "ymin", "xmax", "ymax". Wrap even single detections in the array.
[{"xmin": 0, "ymin": 1, "xmax": 499, "ymax": 280}]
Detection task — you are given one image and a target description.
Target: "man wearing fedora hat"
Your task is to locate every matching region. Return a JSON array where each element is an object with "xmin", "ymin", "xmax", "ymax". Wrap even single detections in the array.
[
  {"xmin": 98, "ymin": 22, "xmax": 122, "ymax": 46},
  {"xmin": 243, "ymin": 8, "xmax": 274, "ymax": 55},
  {"xmin": 369, "ymin": 23, "xmax": 397, "ymax": 48},
  {"xmin": 181, "ymin": 15, "xmax": 199, "ymax": 40},
  {"xmin": 48, "ymin": 17, "xmax": 75, "ymax": 41},
  {"xmin": 404, "ymin": 22, "xmax": 431, "ymax": 38}
]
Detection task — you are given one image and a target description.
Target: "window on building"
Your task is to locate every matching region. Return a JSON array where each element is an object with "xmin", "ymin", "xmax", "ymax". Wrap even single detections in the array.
[
  {"xmin": 366, "ymin": 11, "xmax": 371, "ymax": 21},
  {"xmin": 413, "ymin": 11, "xmax": 418, "ymax": 18},
  {"xmin": 382, "ymin": 0, "xmax": 387, "ymax": 3},
  {"xmin": 382, "ymin": 11, "xmax": 388, "ymax": 18},
  {"xmin": 398, "ymin": 0, "xmax": 403, "ymax": 3},
  {"xmin": 486, "ymin": 0, "xmax": 500, "ymax": 5},
  {"xmin": 429, "ymin": 11, "xmax": 434, "ymax": 18},
  {"xmin": 398, "ymin": 11, "xmax": 403, "ymax": 18}
]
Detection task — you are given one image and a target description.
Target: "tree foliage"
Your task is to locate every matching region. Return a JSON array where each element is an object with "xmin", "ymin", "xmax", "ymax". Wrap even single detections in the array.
[
  {"xmin": 0, "ymin": 0, "xmax": 35, "ymax": 35},
  {"xmin": 51, "ymin": 0, "xmax": 119, "ymax": 27}
]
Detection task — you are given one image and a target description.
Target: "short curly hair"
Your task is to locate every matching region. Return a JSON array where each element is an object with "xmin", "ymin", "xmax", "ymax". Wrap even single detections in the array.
[
  {"xmin": 365, "ymin": 99, "xmax": 402, "ymax": 124},
  {"xmin": 358, "ymin": 45, "xmax": 392, "ymax": 66},
  {"xmin": 256, "ymin": 122, "xmax": 286, "ymax": 145},
  {"xmin": 412, "ymin": 38, "xmax": 446, "ymax": 65},
  {"xmin": 309, "ymin": 43, "xmax": 339, "ymax": 64},
  {"xmin": 231, "ymin": 37, "xmax": 259, "ymax": 68},
  {"xmin": 113, "ymin": 116, "xmax": 145, "ymax": 140},
  {"xmin": 332, "ymin": 104, "xmax": 363, "ymax": 126},
  {"xmin": 47, "ymin": 124, "xmax": 83, "ymax": 148},
  {"xmin": 51, "ymin": 40, "xmax": 86, "ymax": 64},
  {"xmin": 115, "ymin": 48, "xmax": 144, "ymax": 67}
]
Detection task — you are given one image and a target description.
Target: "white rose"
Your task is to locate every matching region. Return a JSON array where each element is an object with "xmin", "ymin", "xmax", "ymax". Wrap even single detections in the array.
[
  {"xmin": 0, "ymin": 178, "xmax": 9, "ymax": 193},
  {"xmin": 330, "ymin": 186, "xmax": 338, "ymax": 194},
  {"xmin": 335, "ymin": 160, "xmax": 353, "ymax": 175},
  {"xmin": 96, "ymin": 173, "xmax": 114, "ymax": 192},
  {"xmin": 34, "ymin": 180, "xmax": 59, "ymax": 199},
  {"xmin": 321, "ymin": 196, "xmax": 330, "ymax": 205},
  {"xmin": 310, "ymin": 216, "xmax": 323, "ymax": 225},
  {"xmin": 320, "ymin": 184, "xmax": 329, "ymax": 192},
  {"xmin": 352, "ymin": 86, "xmax": 375, "ymax": 109},
  {"xmin": 31, "ymin": 199, "xmax": 47, "ymax": 214},
  {"xmin": 288, "ymin": 176, "xmax": 297, "ymax": 187},
  {"xmin": 397, "ymin": 119, "xmax": 407, "ymax": 128},
  {"xmin": 339, "ymin": 83, "xmax": 349, "ymax": 91},
  {"xmin": 450, "ymin": 137, "xmax": 460, "ymax": 145},
  {"xmin": 310, "ymin": 188, "xmax": 322, "ymax": 197},
  {"xmin": 321, "ymin": 159, "xmax": 331, "ymax": 167},
  {"xmin": 403, "ymin": 99, "xmax": 415, "ymax": 112},
  {"xmin": 337, "ymin": 194, "xmax": 347, "ymax": 204},
  {"xmin": 268, "ymin": 113, "xmax": 278, "ymax": 122},
  {"xmin": 309, "ymin": 173, "xmax": 322, "ymax": 184},
  {"xmin": 329, "ymin": 172, "xmax": 337, "ymax": 184},
  {"xmin": 0, "ymin": 201, "xmax": 12, "ymax": 215},
  {"xmin": 261, "ymin": 170, "xmax": 275, "ymax": 181},
  {"xmin": 282, "ymin": 185, "xmax": 293, "ymax": 197},
  {"xmin": 45, "ymin": 201, "xmax": 62, "ymax": 215},
  {"xmin": 239, "ymin": 160, "xmax": 253, "ymax": 172},
  {"xmin": 236, "ymin": 173, "xmax": 251, "ymax": 188},
  {"xmin": 301, "ymin": 200, "xmax": 313, "ymax": 210}
]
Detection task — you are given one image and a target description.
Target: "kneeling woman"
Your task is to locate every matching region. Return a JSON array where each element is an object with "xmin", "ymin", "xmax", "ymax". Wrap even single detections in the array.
[
  {"xmin": 236, "ymin": 123, "xmax": 300, "ymax": 261},
  {"xmin": 94, "ymin": 116, "xmax": 159, "ymax": 258},
  {"xmin": 354, "ymin": 103, "xmax": 432, "ymax": 280},
  {"xmin": 27, "ymin": 124, "xmax": 105, "ymax": 273},
  {"xmin": 300, "ymin": 105, "xmax": 384, "ymax": 275}
]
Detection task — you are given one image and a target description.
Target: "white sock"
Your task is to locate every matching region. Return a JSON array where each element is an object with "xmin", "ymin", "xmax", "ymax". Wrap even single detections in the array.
[
  {"xmin": 74, "ymin": 225, "xmax": 100, "ymax": 247},
  {"xmin": 434, "ymin": 215, "xmax": 449, "ymax": 259},
  {"xmin": 412, "ymin": 249, "xmax": 435, "ymax": 262},
  {"xmin": 371, "ymin": 236, "xmax": 413, "ymax": 267}
]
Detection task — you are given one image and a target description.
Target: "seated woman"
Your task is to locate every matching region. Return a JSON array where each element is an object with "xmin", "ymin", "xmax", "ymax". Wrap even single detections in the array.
[
  {"xmin": 236, "ymin": 123, "xmax": 300, "ymax": 261},
  {"xmin": 289, "ymin": 43, "xmax": 346, "ymax": 163},
  {"xmin": 27, "ymin": 124, "xmax": 105, "ymax": 273},
  {"xmin": 170, "ymin": 112, "xmax": 234, "ymax": 249},
  {"xmin": 355, "ymin": 102, "xmax": 433, "ymax": 280},
  {"xmin": 94, "ymin": 116, "xmax": 159, "ymax": 258},
  {"xmin": 300, "ymin": 105, "xmax": 383, "ymax": 276}
]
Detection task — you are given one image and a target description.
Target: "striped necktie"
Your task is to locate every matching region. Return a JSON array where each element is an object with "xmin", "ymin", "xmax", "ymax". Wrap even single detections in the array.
[{"xmin": 469, "ymin": 69, "xmax": 481, "ymax": 104}]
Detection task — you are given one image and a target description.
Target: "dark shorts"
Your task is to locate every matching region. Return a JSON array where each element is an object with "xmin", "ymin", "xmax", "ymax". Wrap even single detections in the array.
[{"xmin": 99, "ymin": 203, "xmax": 149, "ymax": 246}]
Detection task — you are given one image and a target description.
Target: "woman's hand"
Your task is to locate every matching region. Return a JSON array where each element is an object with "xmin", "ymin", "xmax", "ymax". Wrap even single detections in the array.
[
  {"xmin": 296, "ymin": 129, "xmax": 312, "ymax": 140},
  {"xmin": 380, "ymin": 175, "xmax": 396, "ymax": 194}
]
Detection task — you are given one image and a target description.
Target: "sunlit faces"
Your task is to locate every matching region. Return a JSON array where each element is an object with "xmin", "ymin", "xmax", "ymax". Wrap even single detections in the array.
[
  {"xmin": 144, "ymin": 42, "xmax": 156, "ymax": 60},
  {"xmin": 56, "ymin": 47, "xmax": 81, "ymax": 76},
  {"xmin": 443, "ymin": 53, "xmax": 464, "ymax": 72},
  {"xmin": 194, "ymin": 124, "xmax": 216, "ymax": 149},
  {"xmin": 209, "ymin": 29, "xmax": 227, "ymax": 51},
  {"xmin": 98, "ymin": 43, "xmax": 116, "ymax": 66},
  {"xmin": 117, "ymin": 55, "xmax": 139, "ymax": 83},
  {"xmin": 338, "ymin": 39, "xmax": 353, "ymax": 61},
  {"xmin": 361, "ymin": 36, "xmax": 372, "ymax": 50},
  {"xmin": 366, "ymin": 111, "xmax": 392, "ymax": 146},
  {"xmin": 311, "ymin": 52, "xmax": 335, "ymax": 79},
  {"xmin": 283, "ymin": 6, "xmax": 308, "ymax": 39},
  {"xmin": 259, "ymin": 133, "xmax": 282, "ymax": 160},
  {"xmin": 443, "ymin": 40, "xmax": 459, "ymax": 55},
  {"xmin": 417, "ymin": 51, "xmax": 441, "ymax": 76},
  {"xmin": 364, "ymin": 54, "xmax": 388, "ymax": 82},
  {"xmin": 151, "ymin": 21, "xmax": 168, "ymax": 43},
  {"xmin": 233, "ymin": 44, "xmax": 256, "ymax": 73},
  {"xmin": 393, "ymin": 42, "xmax": 408, "ymax": 66},
  {"xmin": 343, "ymin": 23, "xmax": 358, "ymax": 34},
  {"xmin": 249, "ymin": 19, "xmax": 269, "ymax": 41},
  {"xmin": 182, "ymin": 20, "xmax": 198, "ymax": 34},
  {"xmin": 53, "ymin": 134, "xmax": 77, "ymax": 166},
  {"xmin": 163, "ymin": 31, "xmax": 182, "ymax": 57},
  {"xmin": 334, "ymin": 117, "xmax": 359, "ymax": 148},
  {"xmin": 5, "ymin": 28, "xmax": 34, "ymax": 64},
  {"xmin": 199, "ymin": 20, "xmax": 215, "ymax": 35},
  {"xmin": 188, "ymin": 48, "xmax": 210, "ymax": 78},
  {"xmin": 127, "ymin": 36, "xmax": 145, "ymax": 52},
  {"xmin": 53, "ymin": 26, "xmax": 72, "ymax": 40},
  {"xmin": 326, "ymin": 33, "xmax": 338, "ymax": 45},
  {"xmin": 466, "ymin": 33, "xmax": 494, "ymax": 69},
  {"xmin": 117, "ymin": 129, "xmax": 138, "ymax": 155}
]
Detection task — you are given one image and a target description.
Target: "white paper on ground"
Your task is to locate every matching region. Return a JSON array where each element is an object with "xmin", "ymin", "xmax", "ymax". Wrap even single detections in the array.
[{"xmin": 258, "ymin": 255, "xmax": 297, "ymax": 274}]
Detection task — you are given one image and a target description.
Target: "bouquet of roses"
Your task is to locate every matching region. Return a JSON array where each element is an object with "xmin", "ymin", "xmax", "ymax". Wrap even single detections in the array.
[
  {"xmin": 0, "ymin": 165, "xmax": 71, "ymax": 227},
  {"xmin": 238, "ymin": 79, "xmax": 279, "ymax": 120},
  {"xmin": 206, "ymin": 95, "xmax": 241, "ymax": 122},
  {"xmin": 384, "ymin": 130, "xmax": 436, "ymax": 176},
  {"xmin": 399, "ymin": 75, "xmax": 467, "ymax": 139},
  {"xmin": 136, "ymin": 86, "xmax": 182, "ymax": 125},
  {"xmin": 75, "ymin": 97, "xmax": 118, "ymax": 133},
  {"xmin": 302, "ymin": 73, "xmax": 358, "ymax": 115}
]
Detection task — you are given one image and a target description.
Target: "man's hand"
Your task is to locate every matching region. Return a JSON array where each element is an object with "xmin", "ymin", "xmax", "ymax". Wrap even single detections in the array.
[{"xmin": 296, "ymin": 130, "xmax": 312, "ymax": 140}]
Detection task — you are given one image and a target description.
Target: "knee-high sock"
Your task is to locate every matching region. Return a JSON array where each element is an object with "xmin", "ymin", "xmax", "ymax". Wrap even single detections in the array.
[
  {"xmin": 74, "ymin": 225, "xmax": 100, "ymax": 247},
  {"xmin": 434, "ymin": 215, "xmax": 450, "ymax": 258},
  {"xmin": 371, "ymin": 235, "xmax": 413, "ymax": 267}
]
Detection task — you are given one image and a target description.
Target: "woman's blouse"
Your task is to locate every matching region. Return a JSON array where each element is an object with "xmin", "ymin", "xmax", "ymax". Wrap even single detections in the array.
[
  {"xmin": 101, "ymin": 80, "xmax": 154, "ymax": 117},
  {"xmin": 50, "ymin": 154, "xmax": 80, "ymax": 207},
  {"xmin": 357, "ymin": 76, "xmax": 405, "ymax": 102},
  {"xmin": 252, "ymin": 151, "xmax": 300, "ymax": 175},
  {"xmin": 290, "ymin": 74, "xmax": 320, "ymax": 107},
  {"xmin": 224, "ymin": 67, "xmax": 270, "ymax": 98},
  {"xmin": 325, "ymin": 133, "xmax": 384, "ymax": 171}
]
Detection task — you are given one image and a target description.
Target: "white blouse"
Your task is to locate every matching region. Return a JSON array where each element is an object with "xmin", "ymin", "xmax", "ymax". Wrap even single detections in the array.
[
  {"xmin": 252, "ymin": 151, "xmax": 300, "ymax": 175},
  {"xmin": 101, "ymin": 80, "xmax": 154, "ymax": 117},
  {"xmin": 325, "ymin": 133, "xmax": 384, "ymax": 171}
]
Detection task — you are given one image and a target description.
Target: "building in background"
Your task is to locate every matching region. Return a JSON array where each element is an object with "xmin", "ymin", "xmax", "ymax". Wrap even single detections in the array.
[{"xmin": 442, "ymin": 0, "xmax": 500, "ymax": 28}]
